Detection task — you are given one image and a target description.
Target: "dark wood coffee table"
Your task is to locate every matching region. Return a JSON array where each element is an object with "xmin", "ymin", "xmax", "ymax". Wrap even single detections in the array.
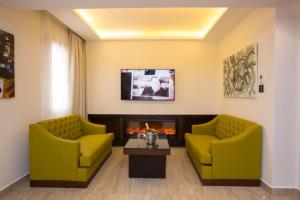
[{"xmin": 123, "ymin": 138, "xmax": 170, "ymax": 178}]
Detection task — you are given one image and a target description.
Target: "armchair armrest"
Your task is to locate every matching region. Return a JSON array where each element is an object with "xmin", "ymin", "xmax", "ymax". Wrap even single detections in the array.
[
  {"xmin": 106, "ymin": 132, "xmax": 115, "ymax": 142},
  {"xmin": 192, "ymin": 116, "xmax": 218, "ymax": 135},
  {"xmin": 79, "ymin": 116, "xmax": 106, "ymax": 135},
  {"xmin": 29, "ymin": 124, "xmax": 80, "ymax": 180},
  {"xmin": 184, "ymin": 132, "xmax": 192, "ymax": 140},
  {"xmin": 210, "ymin": 125, "xmax": 262, "ymax": 179}
]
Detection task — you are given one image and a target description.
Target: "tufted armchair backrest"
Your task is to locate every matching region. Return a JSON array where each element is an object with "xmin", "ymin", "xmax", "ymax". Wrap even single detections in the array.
[
  {"xmin": 39, "ymin": 114, "xmax": 82, "ymax": 140},
  {"xmin": 216, "ymin": 115, "xmax": 254, "ymax": 139}
]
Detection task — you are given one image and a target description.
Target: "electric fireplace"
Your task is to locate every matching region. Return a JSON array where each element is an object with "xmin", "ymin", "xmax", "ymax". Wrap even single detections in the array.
[{"xmin": 125, "ymin": 119, "xmax": 178, "ymax": 145}]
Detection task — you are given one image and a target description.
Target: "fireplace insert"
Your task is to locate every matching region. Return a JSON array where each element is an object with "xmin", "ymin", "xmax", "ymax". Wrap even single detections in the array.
[{"xmin": 125, "ymin": 119, "xmax": 178, "ymax": 145}]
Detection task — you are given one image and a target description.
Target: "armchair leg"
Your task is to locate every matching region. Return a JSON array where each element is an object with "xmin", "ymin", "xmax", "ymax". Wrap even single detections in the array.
[
  {"xmin": 200, "ymin": 178, "xmax": 261, "ymax": 186},
  {"xmin": 30, "ymin": 180, "xmax": 89, "ymax": 188}
]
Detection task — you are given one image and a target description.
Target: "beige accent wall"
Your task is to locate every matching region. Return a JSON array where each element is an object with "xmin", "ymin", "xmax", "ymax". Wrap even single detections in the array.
[
  {"xmin": 298, "ymin": 22, "xmax": 300, "ymax": 192},
  {"xmin": 293, "ymin": 14, "xmax": 300, "ymax": 192},
  {"xmin": 0, "ymin": 10, "xmax": 42, "ymax": 190},
  {"xmin": 272, "ymin": 8, "xmax": 299, "ymax": 188},
  {"xmin": 86, "ymin": 40, "xmax": 220, "ymax": 114},
  {"xmin": 218, "ymin": 9, "xmax": 276, "ymax": 185}
]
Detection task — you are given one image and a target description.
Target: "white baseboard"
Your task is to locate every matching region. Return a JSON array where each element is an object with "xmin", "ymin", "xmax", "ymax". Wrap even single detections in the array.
[
  {"xmin": 261, "ymin": 180, "xmax": 300, "ymax": 197},
  {"xmin": 0, "ymin": 173, "xmax": 29, "ymax": 198}
]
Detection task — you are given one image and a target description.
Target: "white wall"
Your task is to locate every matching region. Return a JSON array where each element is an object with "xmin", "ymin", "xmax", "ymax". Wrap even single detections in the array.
[
  {"xmin": 272, "ymin": 8, "xmax": 299, "ymax": 188},
  {"xmin": 86, "ymin": 41, "xmax": 220, "ymax": 114},
  {"xmin": 297, "ymin": 19, "xmax": 300, "ymax": 192},
  {"xmin": 0, "ymin": 9, "xmax": 42, "ymax": 190},
  {"xmin": 218, "ymin": 8, "xmax": 275, "ymax": 185}
]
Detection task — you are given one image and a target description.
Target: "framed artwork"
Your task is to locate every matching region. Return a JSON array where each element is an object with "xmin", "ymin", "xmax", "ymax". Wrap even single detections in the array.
[
  {"xmin": 0, "ymin": 29, "xmax": 14, "ymax": 98},
  {"xmin": 223, "ymin": 44, "xmax": 258, "ymax": 98}
]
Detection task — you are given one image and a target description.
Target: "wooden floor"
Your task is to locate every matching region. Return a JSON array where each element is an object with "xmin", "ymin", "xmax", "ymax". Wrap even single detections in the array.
[{"xmin": 1, "ymin": 148, "xmax": 298, "ymax": 200}]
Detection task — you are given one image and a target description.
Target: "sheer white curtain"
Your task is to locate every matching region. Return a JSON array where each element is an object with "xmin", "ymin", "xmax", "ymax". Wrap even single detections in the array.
[
  {"xmin": 42, "ymin": 13, "xmax": 86, "ymax": 119},
  {"xmin": 69, "ymin": 32, "xmax": 86, "ymax": 117},
  {"xmin": 41, "ymin": 13, "xmax": 71, "ymax": 118}
]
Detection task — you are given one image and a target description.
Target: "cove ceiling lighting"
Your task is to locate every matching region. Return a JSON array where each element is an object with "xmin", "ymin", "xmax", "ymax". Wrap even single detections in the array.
[{"xmin": 74, "ymin": 8, "xmax": 228, "ymax": 40}]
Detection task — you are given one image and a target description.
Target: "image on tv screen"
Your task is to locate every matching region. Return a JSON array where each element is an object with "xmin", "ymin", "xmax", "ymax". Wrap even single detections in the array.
[{"xmin": 121, "ymin": 69, "xmax": 175, "ymax": 101}]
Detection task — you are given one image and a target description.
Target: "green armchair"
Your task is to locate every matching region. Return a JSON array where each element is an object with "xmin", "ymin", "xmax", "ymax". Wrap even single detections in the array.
[
  {"xmin": 185, "ymin": 114, "xmax": 262, "ymax": 186},
  {"xmin": 29, "ymin": 114, "xmax": 114, "ymax": 187}
]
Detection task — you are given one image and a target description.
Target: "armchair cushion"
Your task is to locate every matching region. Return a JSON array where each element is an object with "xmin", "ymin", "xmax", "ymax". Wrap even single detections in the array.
[
  {"xmin": 185, "ymin": 134, "xmax": 220, "ymax": 164},
  {"xmin": 77, "ymin": 133, "xmax": 114, "ymax": 167},
  {"xmin": 216, "ymin": 115, "xmax": 252, "ymax": 139},
  {"xmin": 39, "ymin": 115, "xmax": 82, "ymax": 139}
]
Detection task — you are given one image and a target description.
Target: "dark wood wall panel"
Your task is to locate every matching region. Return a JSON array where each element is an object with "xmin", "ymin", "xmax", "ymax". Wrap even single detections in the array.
[{"xmin": 88, "ymin": 114, "xmax": 217, "ymax": 146}]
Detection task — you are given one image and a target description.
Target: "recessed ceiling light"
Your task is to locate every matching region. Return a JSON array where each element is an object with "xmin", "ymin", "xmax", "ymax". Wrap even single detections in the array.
[{"xmin": 74, "ymin": 8, "xmax": 228, "ymax": 40}]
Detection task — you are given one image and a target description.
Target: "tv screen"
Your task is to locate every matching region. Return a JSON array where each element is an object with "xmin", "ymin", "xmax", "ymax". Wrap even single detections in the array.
[{"xmin": 121, "ymin": 69, "xmax": 175, "ymax": 101}]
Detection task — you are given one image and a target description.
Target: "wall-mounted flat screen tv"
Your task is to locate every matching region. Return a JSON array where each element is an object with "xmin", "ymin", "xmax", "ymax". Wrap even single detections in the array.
[{"xmin": 121, "ymin": 69, "xmax": 175, "ymax": 101}]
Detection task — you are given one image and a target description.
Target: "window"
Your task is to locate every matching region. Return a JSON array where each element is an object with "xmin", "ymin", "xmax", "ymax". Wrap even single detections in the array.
[{"xmin": 50, "ymin": 42, "xmax": 70, "ymax": 116}]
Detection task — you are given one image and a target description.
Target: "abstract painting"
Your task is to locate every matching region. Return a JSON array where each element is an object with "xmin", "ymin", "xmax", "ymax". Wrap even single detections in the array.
[
  {"xmin": 0, "ymin": 29, "xmax": 14, "ymax": 98},
  {"xmin": 223, "ymin": 44, "xmax": 257, "ymax": 98}
]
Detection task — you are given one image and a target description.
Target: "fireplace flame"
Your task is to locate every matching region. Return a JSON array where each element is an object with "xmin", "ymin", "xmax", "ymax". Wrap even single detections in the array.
[{"xmin": 127, "ymin": 128, "xmax": 176, "ymax": 135}]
